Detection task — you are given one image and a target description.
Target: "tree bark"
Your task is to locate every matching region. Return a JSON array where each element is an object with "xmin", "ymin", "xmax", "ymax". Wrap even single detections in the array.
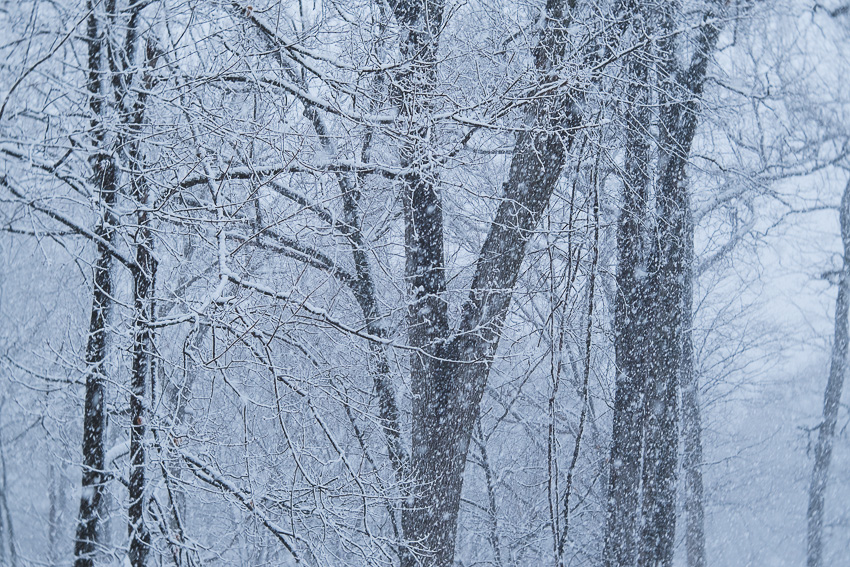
[
  {"xmin": 638, "ymin": 5, "xmax": 722, "ymax": 565},
  {"xmin": 126, "ymin": 40, "xmax": 159, "ymax": 567},
  {"xmin": 605, "ymin": 3, "xmax": 723, "ymax": 566},
  {"xmin": 389, "ymin": 1, "xmax": 453, "ymax": 562},
  {"xmin": 129, "ymin": 232, "xmax": 153, "ymax": 567},
  {"xmin": 73, "ymin": 7, "xmax": 119, "ymax": 565},
  {"xmin": 393, "ymin": 0, "xmax": 586, "ymax": 563},
  {"xmin": 605, "ymin": 4, "xmax": 653, "ymax": 566},
  {"xmin": 806, "ymin": 177, "xmax": 850, "ymax": 567},
  {"xmin": 0, "ymin": 404, "xmax": 18, "ymax": 567},
  {"xmin": 48, "ymin": 462, "xmax": 62, "ymax": 565},
  {"xmin": 681, "ymin": 236, "xmax": 706, "ymax": 567}
]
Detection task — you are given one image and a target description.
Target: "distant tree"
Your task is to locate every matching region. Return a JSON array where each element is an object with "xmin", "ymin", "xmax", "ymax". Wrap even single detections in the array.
[{"xmin": 806, "ymin": 177, "xmax": 850, "ymax": 567}]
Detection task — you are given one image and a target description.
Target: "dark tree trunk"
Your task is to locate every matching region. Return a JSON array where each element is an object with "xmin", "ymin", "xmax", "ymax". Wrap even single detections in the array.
[
  {"xmin": 391, "ymin": 1, "xmax": 452, "ymax": 561},
  {"xmin": 126, "ymin": 40, "xmax": 158, "ymax": 567},
  {"xmin": 605, "ymin": 3, "xmax": 723, "ymax": 566},
  {"xmin": 638, "ymin": 5, "xmax": 722, "ymax": 566},
  {"xmin": 605, "ymin": 4, "xmax": 653, "ymax": 566},
  {"xmin": 74, "ymin": 165, "xmax": 117, "ymax": 567},
  {"xmin": 388, "ymin": 0, "xmax": 585, "ymax": 564},
  {"xmin": 0, "ymin": 404, "xmax": 18, "ymax": 567},
  {"xmin": 639, "ymin": 160, "xmax": 685, "ymax": 567},
  {"xmin": 129, "ymin": 232, "xmax": 153, "ymax": 567},
  {"xmin": 73, "ymin": 8, "xmax": 120, "ymax": 542},
  {"xmin": 48, "ymin": 463, "xmax": 62, "ymax": 565},
  {"xmin": 806, "ymin": 178, "xmax": 850, "ymax": 567},
  {"xmin": 74, "ymin": 5, "xmax": 146, "ymax": 563}
]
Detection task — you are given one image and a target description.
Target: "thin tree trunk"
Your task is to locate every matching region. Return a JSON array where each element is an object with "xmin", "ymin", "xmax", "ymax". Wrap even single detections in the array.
[
  {"xmin": 75, "ymin": 3, "xmax": 147, "ymax": 563},
  {"xmin": 639, "ymin": 171, "xmax": 685, "ymax": 567},
  {"xmin": 48, "ymin": 462, "xmax": 62, "ymax": 565},
  {"xmin": 129, "ymin": 217, "xmax": 153, "ymax": 567},
  {"xmin": 475, "ymin": 420, "xmax": 503, "ymax": 567},
  {"xmin": 0, "ymin": 404, "xmax": 18, "ymax": 567},
  {"xmin": 681, "ymin": 239, "xmax": 706, "ymax": 567},
  {"xmin": 806, "ymin": 178, "xmax": 850, "ymax": 567},
  {"xmin": 559, "ymin": 167, "xmax": 600, "ymax": 563},
  {"xmin": 74, "ymin": 7, "xmax": 119, "ymax": 565},
  {"xmin": 126, "ymin": 40, "xmax": 158, "ymax": 567},
  {"xmin": 73, "ymin": 115, "xmax": 117, "ymax": 567}
]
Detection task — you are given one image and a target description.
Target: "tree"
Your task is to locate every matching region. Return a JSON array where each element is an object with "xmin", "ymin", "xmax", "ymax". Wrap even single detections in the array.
[
  {"xmin": 2, "ymin": 1, "xmax": 848, "ymax": 567},
  {"xmin": 806, "ymin": 177, "xmax": 850, "ymax": 567},
  {"xmin": 390, "ymin": 0, "xmax": 593, "ymax": 561},
  {"xmin": 606, "ymin": 2, "xmax": 728, "ymax": 566},
  {"xmin": 73, "ymin": 3, "xmax": 125, "ymax": 563}
]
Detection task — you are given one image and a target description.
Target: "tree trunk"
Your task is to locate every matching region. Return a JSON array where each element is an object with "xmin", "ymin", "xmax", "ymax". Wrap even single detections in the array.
[
  {"xmin": 681, "ymin": 241, "xmax": 706, "ymax": 567},
  {"xmin": 605, "ymin": 3, "xmax": 723, "ymax": 566},
  {"xmin": 73, "ymin": 4, "xmax": 121, "ymax": 565},
  {"xmin": 638, "ymin": 5, "xmax": 722, "ymax": 565},
  {"xmin": 391, "ymin": 0, "xmax": 585, "ymax": 564},
  {"xmin": 74, "ymin": 151, "xmax": 118, "ymax": 567},
  {"xmin": 806, "ymin": 178, "xmax": 850, "ymax": 567},
  {"xmin": 129, "ymin": 221, "xmax": 153, "ymax": 567},
  {"xmin": 48, "ymin": 462, "xmax": 62, "ymax": 565},
  {"xmin": 605, "ymin": 4, "xmax": 653, "ymax": 565},
  {"xmin": 0, "ymin": 404, "xmax": 18, "ymax": 567},
  {"xmin": 391, "ymin": 0, "xmax": 453, "ymax": 560},
  {"xmin": 126, "ymin": 40, "xmax": 158, "ymax": 567},
  {"xmin": 73, "ymin": 123, "xmax": 119, "ymax": 567}
]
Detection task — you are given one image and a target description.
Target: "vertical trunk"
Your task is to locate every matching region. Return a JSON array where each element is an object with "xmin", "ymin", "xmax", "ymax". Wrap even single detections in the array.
[
  {"xmin": 605, "ymin": 4, "xmax": 652, "ymax": 565},
  {"xmin": 639, "ymin": 170, "xmax": 685, "ymax": 567},
  {"xmin": 74, "ymin": 142, "xmax": 118, "ymax": 567},
  {"xmin": 604, "ymin": 3, "xmax": 724, "ymax": 565},
  {"xmin": 127, "ymin": 41, "xmax": 159, "ymax": 567},
  {"xmin": 74, "ymin": 135, "xmax": 117, "ymax": 567},
  {"xmin": 638, "ymin": 4, "xmax": 721, "ymax": 564},
  {"xmin": 806, "ymin": 178, "xmax": 850, "ymax": 567},
  {"xmin": 74, "ymin": 4, "xmax": 119, "ymax": 565},
  {"xmin": 0, "ymin": 406, "xmax": 18, "ymax": 567},
  {"xmin": 388, "ymin": 2, "xmax": 452, "ymax": 565},
  {"xmin": 681, "ymin": 236, "xmax": 706, "ymax": 567},
  {"xmin": 640, "ymin": 17, "xmax": 688, "ymax": 552},
  {"xmin": 48, "ymin": 462, "xmax": 62, "ymax": 565},
  {"xmin": 0, "ymin": 472, "xmax": 4, "ymax": 566},
  {"xmin": 128, "ymin": 218, "xmax": 153, "ymax": 567},
  {"xmin": 637, "ymin": 15, "xmax": 686, "ymax": 565},
  {"xmin": 558, "ymin": 170, "xmax": 600, "ymax": 561}
]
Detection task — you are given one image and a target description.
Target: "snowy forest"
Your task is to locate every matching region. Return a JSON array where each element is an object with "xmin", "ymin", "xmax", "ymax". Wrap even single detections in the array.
[{"xmin": 0, "ymin": 0, "xmax": 849, "ymax": 565}]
